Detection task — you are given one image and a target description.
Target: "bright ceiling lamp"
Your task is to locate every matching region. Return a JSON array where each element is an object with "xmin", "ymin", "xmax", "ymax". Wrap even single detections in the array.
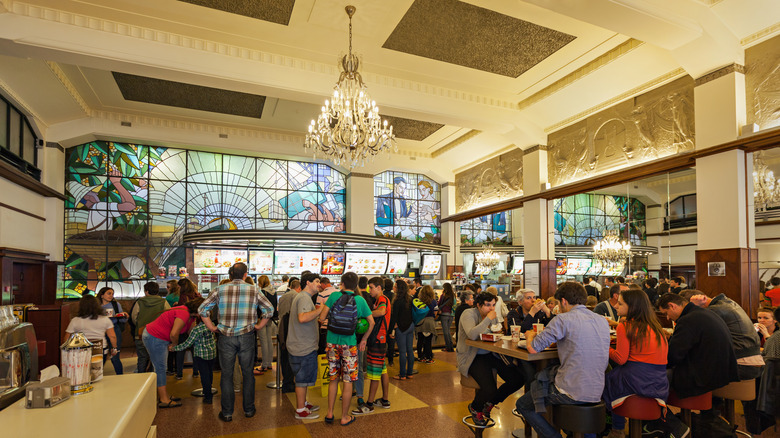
[
  {"xmin": 304, "ymin": 5, "xmax": 396, "ymax": 168},
  {"xmin": 592, "ymin": 230, "xmax": 631, "ymax": 263}
]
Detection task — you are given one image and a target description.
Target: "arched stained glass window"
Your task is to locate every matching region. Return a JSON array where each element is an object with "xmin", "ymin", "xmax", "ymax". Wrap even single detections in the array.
[
  {"xmin": 460, "ymin": 211, "xmax": 512, "ymax": 246},
  {"xmin": 62, "ymin": 141, "xmax": 346, "ymax": 298},
  {"xmin": 553, "ymin": 194, "xmax": 645, "ymax": 246},
  {"xmin": 373, "ymin": 171, "xmax": 441, "ymax": 243}
]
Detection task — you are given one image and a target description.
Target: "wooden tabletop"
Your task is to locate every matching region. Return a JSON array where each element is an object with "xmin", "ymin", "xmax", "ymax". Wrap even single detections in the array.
[{"xmin": 465, "ymin": 338, "xmax": 559, "ymax": 361}]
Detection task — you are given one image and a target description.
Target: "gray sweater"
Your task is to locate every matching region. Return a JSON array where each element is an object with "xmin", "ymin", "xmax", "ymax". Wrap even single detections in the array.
[{"xmin": 456, "ymin": 307, "xmax": 497, "ymax": 376}]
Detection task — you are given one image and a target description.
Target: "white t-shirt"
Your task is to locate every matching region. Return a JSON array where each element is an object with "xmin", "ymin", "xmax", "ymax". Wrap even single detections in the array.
[{"xmin": 66, "ymin": 316, "xmax": 114, "ymax": 346}]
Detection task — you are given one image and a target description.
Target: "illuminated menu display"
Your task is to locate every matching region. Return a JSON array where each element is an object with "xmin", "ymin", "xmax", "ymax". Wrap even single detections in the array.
[
  {"xmin": 248, "ymin": 250, "xmax": 274, "ymax": 274},
  {"xmin": 321, "ymin": 252, "xmax": 346, "ymax": 276},
  {"xmin": 601, "ymin": 262, "xmax": 625, "ymax": 276},
  {"xmin": 585, "ymin": 259, "xmax": 603, "ymax": 276},
  {"xmin": 345, "ymin": 252, "xmax": 388, "ymax": 275},
  {"xmin": 420, "ymin": 254, "xmax": 442, "ymax": 275},
  {"xmin": 194, "ymin": 249, "xmax": 247, "ymax": 274},
  {"xmin": 511, "ymin": 256, "xmax": 524, "ymax": 275},
  {"xmin": 566, "ymin": 258, "xmax": 593, "ymax": 276},
  {"xmin": 386, "ymin": 253, "xmax": 408, "ymax": 275},
  {"xmin": 555, "ymin": 258, "xmax": 567, "ymax": 275},
  {"xmin": 474, "ymin": 264, "xmax": 492, "ymax": 275},
  {"xmin": 273, "ymin": 251, "xmax": 322, "ymax": 275}
]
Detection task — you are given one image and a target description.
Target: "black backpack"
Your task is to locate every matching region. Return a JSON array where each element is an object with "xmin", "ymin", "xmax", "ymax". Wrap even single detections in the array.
[{"xmin": 328, "ymin": 292, "xmax": 358, "ymax": 336}]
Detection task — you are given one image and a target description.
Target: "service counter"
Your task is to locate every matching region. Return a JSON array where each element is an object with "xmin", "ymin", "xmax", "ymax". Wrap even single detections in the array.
[{"xmin": 0, "ymin": 373, "xmax": 157, "ymax": 438}]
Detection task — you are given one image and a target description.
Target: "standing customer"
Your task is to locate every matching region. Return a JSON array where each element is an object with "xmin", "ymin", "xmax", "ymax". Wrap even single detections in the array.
[
  {"xmin": 172, "ymin": 314, "xmax": 216, "ymax": 404},
  {"xmin": 130, "ymin": 282, "xmax": 170, "ymax": 373},
  {"xmin": 388, "ymin": 279, "xmax": 415, "ymax": 379},
  {"xmin": 415, "ymin": 285, "xmax": 438, "ymax": 364},
  {"xmin": 438, "ymin": 283, "xmax": 455, "ymax": 352},
  {"xmin": 256, "ymin": 275, "xmax": 277, "ymax": 372},
  {"xmin": 173, "ymin": 278, "xmax": 199, "ymax": 379},
  {"xmin": 165, "ymin": 280, "xmax": 180, "ymax": 307},
  {"xmin": 97, "ymin": 287, "xmax": 127, "ymax": 374},
  {"xmin": 383, "ymin": 278, "xmax": 396, "ymax": 365},
  {"xmin": 65, "ymin": 294, "xmax": 118, "ymax": 367},
  {"xmin": 199, "ymin": 263, "xmax": 274, "ymax": 422},
  {"xmin": 287, "ymin": 272, "xmax": 324, "ymax": 419},
  {"xmin": 142, "ymin": 297, "xmax": 204, "ymax": 408}
]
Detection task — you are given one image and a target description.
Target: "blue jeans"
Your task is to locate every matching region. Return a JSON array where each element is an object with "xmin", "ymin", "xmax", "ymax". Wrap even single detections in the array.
[
  {"xmin": 218, "ymin": 332, "xmax": 256, "ymax": 416},
  {"xmin": 194, "ymin": 356, "xmax": 215, "ymax": 402},
  {"xmin": 395, "ymin": 325, "xmax": 415, "ymax": 377},
  {"xmin": 516, "ymin": 384, "xmax": 597, "ymax": 438},
  {"xmin": 440, "ymin": 315, "xmax": 454, "ymax": 350},
  {"xmin": 142, "ymin": 330, "xmax": 169, "ymax": 387},
  {"xmin": 103, "ymin": 324, "xmax": 124, "ymax": 374}
]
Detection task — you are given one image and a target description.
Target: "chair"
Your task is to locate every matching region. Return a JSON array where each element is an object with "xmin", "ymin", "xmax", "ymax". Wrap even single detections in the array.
[
  {"xmin": 712, "ymin": 379, "xmax": 756, "ymax": 437},
  {"xmin": 613, "ymin": 396, "xmax": 663, "ymax": 438},
  {"xmin": 667, "ymin": 390, "xmax": 712, "ymax": 435},
  {"xmin": 460, "ymin": 375, "xmax": 495, "ymax": 438},
  {"xmin": 552, "ymin": 402, "xmax": 607, "ymax": 438}
]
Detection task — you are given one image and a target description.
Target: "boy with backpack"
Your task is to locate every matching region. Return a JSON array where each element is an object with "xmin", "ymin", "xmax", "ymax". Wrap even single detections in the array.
[
  {"xmin": 319, "ymin": 272, "xmax": 374, "ymax": 426},
  {"xmin": 352, "ymin": 277, "xmax": 392, "ymax": 415}
]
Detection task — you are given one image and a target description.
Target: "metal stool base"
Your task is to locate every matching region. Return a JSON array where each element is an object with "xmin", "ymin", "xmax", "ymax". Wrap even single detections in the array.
[{"xmin": 462, "ymin": 415, "xmax": 496, "ymax": 437}]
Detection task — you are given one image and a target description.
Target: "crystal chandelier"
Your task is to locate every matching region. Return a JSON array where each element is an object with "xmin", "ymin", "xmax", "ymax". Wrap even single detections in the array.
[
  {"xmin": 592, "ymin": 230, "xmax": 631, "ymax": 263},
  {"xmin": 753, "ymin": 151, "xmax": 780, "ymax": 211},
  {"xmin": 475, "ymin": 244, "xmax": 500, "ymax": 271},
  {"xmin": 304, "ymin": 5, "xmax": 396, "ymax": 168}
]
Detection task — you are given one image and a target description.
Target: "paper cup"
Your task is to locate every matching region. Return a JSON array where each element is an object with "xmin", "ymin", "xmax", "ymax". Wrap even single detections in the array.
[{"xmin": 533, "ymin": 323, "xmax": 544, "ymax": 333}]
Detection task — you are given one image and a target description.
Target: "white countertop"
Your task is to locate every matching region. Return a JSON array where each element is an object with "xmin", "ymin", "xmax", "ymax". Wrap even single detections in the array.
[{"xmin": 0, "ymin": 373, "xmax": 156, "ymax": 438}]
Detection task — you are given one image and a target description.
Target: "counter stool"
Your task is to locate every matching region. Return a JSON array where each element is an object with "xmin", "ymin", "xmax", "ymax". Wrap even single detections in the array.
[
  {"xmin": 667, "ymin": 390, "xmax": 712, "ymax": 435},
  {"xmin": 552, "ymin": 402, "xmax": 606, "ymax": 438},
  {"xmin": 712, "ymin": 379, "xmax": 756, "ymax": 437},
  {"xmin": 613, "ymin": 396, "xmax": 663, "ymax": 438},
  {"xmin": 459, "ymin": 375, "xmax": 495, "ymax": 438}
]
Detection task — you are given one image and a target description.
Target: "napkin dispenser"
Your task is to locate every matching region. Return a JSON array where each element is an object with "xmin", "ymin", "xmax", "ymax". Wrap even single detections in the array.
[{"xmin": 25, "ymin": 377, "xmax": 71, "ymax": 408}]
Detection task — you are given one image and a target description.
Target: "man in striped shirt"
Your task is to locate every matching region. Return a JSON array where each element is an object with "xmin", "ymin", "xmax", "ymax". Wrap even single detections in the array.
[{"xmin": 199, "ymin": 262, "xmax": 273, "ymax": 423}]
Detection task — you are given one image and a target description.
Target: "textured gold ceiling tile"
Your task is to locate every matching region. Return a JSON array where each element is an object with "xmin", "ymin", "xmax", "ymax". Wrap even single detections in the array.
[
  {"xmin": 383, "ymin": 0, "xmax": 575, "ymax": 78},
  {"xmin": 178, "ymin": 0, "xmax": 296, "ymax": 26},
  {"xmin": 380, "ymin": 115, "xmax": 444, "ymax": 141},
  {"xmin": 112, "ymin": 72, "xmax": 266, "ymax": 119}
]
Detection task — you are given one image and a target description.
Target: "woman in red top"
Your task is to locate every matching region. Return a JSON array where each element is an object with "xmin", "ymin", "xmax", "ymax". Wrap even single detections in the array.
[{"xmin": 603, "ymin": 288, "xmax": 669, "ymax": 438}]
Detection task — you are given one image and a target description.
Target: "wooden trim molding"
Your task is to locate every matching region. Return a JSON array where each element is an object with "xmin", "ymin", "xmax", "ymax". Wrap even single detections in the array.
[
  {"xmin": 0, "ymin": 160, "xmax": 65, "ymax": 199},
  {"xmin": 0, "ymin": 202, "xmax": 46, "ymax": 221}
]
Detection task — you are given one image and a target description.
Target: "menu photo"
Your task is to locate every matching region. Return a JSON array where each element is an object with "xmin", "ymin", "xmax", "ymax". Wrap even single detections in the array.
[
  {"xmin": 345, "ymin": 252, "xmax": 388, "ymax": 275},
  {"xmin": 420, "ymin": 254, "xmax": 441, "ymax": 275},
  {"xmin": 194, "ymin": 249, "xmax": 247, "ymax": 274},
  {"xmin": 249, "ymin": 250, "xmax": 274, "ymax": 274},
  {"xmin": 386, "ymin": 253, "xmax": 408, "ymax": 275},
  {"xmin": 322, "ymin": 252, "xmax": 346, "ymax": 275}
]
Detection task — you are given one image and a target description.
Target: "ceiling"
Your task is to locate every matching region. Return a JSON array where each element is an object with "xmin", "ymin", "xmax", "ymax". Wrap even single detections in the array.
[{"xmin": 0, "ymin": 0, "xmax": 777, "ymax": 180}]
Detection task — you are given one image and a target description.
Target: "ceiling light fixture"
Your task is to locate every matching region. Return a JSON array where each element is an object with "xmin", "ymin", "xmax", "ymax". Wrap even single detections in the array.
[
  {"xmin": 475, "ymin": 244, "xmax": 500, "ymax": 271},
  {"xmin": 304, "ymin": 5, "xmax": 396, "ymax": 168},
  {"xmin": 592, "ymin": 230, "xmax": 631, "ymax": 263}
]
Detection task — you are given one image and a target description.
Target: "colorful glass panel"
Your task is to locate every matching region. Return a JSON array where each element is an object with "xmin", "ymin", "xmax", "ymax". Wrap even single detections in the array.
[
  {"xmin": 553, "ymin": 194, "xmax": 646, "ymax": 246},
  {"xmin": 374, "ymin": 171, "xmax": 441, "ymax": 243},
  {"xmin": 459, "ymin": 211, "xmax": 512, "ymax": 246}
]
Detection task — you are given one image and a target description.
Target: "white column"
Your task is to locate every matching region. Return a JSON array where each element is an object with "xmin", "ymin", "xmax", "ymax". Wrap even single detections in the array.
[
  {"xmin": 345, "ymin": 173, "xmax": 374, "ymax": 236},
  {"xmin": 522, "ymin": 146, "xmax": 554, "ymax": 260},
  {"xmin": 441, "ymin": 182, "xmax": 458, "ymax": 275}
]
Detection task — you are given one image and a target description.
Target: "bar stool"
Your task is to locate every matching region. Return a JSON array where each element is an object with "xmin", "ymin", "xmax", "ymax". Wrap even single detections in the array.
[
  {"xmin": 552, "ymin": 402, "xmax": 607, "ymax": 438},
  {"xmin": 712, "ymin": 379, "xmax": 756, "ymax": 437},
  {"xmin": 460, "ymin": 375, "xmax": 495, "ymax": 438},
  {"xmin": 667, "ymin": 390, "xmax": 712, "ymax": 435},
  {"xmin": 613, "ymin": 396, "xmax": 663, "ymax": 438}
]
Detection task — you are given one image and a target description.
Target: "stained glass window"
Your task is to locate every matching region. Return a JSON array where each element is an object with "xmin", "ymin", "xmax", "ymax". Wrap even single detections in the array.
[
  {"xmin": 374, "ymin": 171, "xmax": 441, "ymax": 243},
  {"xmin": 553, "ymin": 194, "xmax": 645, "ymax": 246},
  {"xmin": 62, "ymin": 141, "xmax": 346, "ymax": 298},
  {"xmin": 460, "ymin": 211, "xmax": 512, "ymax": 246}
]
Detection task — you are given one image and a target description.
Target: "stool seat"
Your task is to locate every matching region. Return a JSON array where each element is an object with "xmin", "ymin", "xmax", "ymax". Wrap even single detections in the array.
[
  {"xmin": 613, "ymin": 395, "xmax": 663, "ymax": 421},
  {"xmin": 460, "ymin": 375, "xmax": 480, "ymax": 389},
  {"xmin": 667, "ymin": 390, "xmax": 712, "ymax": 410},
  {"xmin": 712, "ymin": 379, "xmax": 755, "ymax": 401},
  {"xmin": 553, "ymin": 402, "xmax": 606, "ymax": 434}
]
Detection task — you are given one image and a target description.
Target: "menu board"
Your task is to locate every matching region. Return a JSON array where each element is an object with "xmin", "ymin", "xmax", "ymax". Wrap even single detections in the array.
[
  {"xmin": 420, "ymin": 254, "xmax": 442, "ymax": 275},
  {"xmin": 555, "ymin": 258, "xmax": 568, "ymax": 275},
  {"xmin": 585, "ymin": 259, "xmax": 603, "ymax": 276},
  {"xmin": 273, "ymin": 251, "xmax": 322, "ymax": 275},
  {"xmin": 510, "ymin": 256, "xmax": 524, "ymax": 275},
  {"xmin": 344, "ymin": 252, "xmax": 388, "ymax": 275},
  {"xmin": 566, "ymin": 258, "xmax": 593, "ymax": 276},
  {"xmin": 248, "ymin": 250, "xmax": 274, "ymax": 274},
  {"xmin": 602, "ymin": 262, "xmax": 625, "ymax": 276},
  {"xmin": 386, "ymin": 253, "xmax": 408, "ymax": 275},
  {"xmin": 474, "ymin": 264, "xmax": 492, "ymax": 275},
  {"xmin": 321, "ymin": 252, "xmax": 346, "ymax": 276},
  {"xmin": 194, "ymin": 249, "xmax": 247, "ymax": 274}
]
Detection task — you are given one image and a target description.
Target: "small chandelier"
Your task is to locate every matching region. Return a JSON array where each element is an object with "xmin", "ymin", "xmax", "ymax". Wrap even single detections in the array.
[
  {"xmin": 475, "ymin": 244, "xmax": 500, "ymax": 271},
  {"xmin": 304, "ymin": 5, "xmax": 396, "ymax": 168},
  {"xmin": 592, "ymin": 230, "xmax": 631, "ymax": 263},
  {"xmin": 753, "ymin": 151, "xmax": 780, "ymax": 211}
]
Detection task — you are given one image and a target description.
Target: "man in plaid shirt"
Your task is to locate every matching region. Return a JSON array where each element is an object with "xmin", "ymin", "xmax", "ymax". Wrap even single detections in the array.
[{"xmin": 199, "ymin": 262, "xmax": 273, "ymax": 422}]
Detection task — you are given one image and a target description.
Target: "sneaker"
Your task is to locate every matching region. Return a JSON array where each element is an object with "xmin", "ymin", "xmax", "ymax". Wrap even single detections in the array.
[
  {"xmin": 483, "ymin": 402, "xmax": 495, "ymax": 419},
  {"xmin": 376, "ymin": 398, "xmax": 391, "ymax": 409},
  {"xmin": 304, "ymin": 402, "xmax": 320, "ymax": 412},
  {"xmin": 468, "ymin": 403, "xmax": 488, "ymax": 427},
  {"xmin": 641, "ymin": 423, "xmax": 665, "ymax": 437},
  {"xmin": 175, "ymin": 375, "xmax": 182, "ymax": 380},
  {"xmin": 351, "ymin": 402, "xmax": 374, "ymax": 415},
  {"xmin": 668, "ymin": 420, "xmax": 690, "ymax": 438},
  {"xmin": 295, "ymin": 408, "xmax": 319, "ymax": 420}
]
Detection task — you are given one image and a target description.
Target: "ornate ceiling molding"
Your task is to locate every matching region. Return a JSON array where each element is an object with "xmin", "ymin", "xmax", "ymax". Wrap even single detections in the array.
[
  {"xmin": 430, "ymin": 129, "xmax": 482, "ymax": 158},
  {"xmin": 45, "ymin": 61, "xmax": 90, "ymax": 116},
  {"xmin": 741, "ymin": 22, "xmax": 780, "ymax": 48},
  {"xmin": 524, "ymin": 144, "xmax": 550, "ymax": 154},
  {"xmin": 694, "ymin": 63, "xmax": 745, "ymax": 87}
]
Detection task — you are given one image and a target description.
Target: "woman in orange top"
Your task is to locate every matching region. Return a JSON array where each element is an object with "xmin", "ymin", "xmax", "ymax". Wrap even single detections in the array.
[{"xmin": 603, "ymin": 288, "xmax": 669, "ymax": 438}]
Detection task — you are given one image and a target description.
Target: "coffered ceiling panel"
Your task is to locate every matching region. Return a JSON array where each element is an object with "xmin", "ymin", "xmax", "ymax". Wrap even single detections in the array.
[
  {"xmin": 379, "ymin": 115, "xmax": 444, "ymax": 141},
  {"xmin": 178, "ymin": 0, "xmax": 296, "ymax": 25}
]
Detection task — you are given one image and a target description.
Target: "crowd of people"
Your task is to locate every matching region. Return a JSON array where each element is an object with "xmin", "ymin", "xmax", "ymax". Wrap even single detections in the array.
[{"xmin": 67, "ymin": 270, "xmax": 779, "ymax": 435}]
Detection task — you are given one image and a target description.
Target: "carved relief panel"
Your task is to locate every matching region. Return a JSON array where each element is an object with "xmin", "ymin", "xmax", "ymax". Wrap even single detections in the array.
[
  {"xmin": 455, "ymin": 148, "xmax": 523, "ymax": 212},
  {"xmin": 746, "ymin": 35, "xmax": 780, "ymax": 130},
  {"xmin": 548, "ymin": 77, "xmax": 695, "ymax": 186}
]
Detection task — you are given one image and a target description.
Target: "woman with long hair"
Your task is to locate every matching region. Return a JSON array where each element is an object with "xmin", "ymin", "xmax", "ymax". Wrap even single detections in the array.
[
  {"xmin": 415, "ymin": 285, "xmax": 437, "ymax": 364},
  {"xmin": 65, "ymin": 294, "xmax": 118, "ymax": 365},
  {"xmin": 165, "ymin": 280, "xmax": 180, "ymax": 307},
  {"xmin": 96, "ymin": 287, "xmax": 127, "ymax": 375},
  {"xmin": 388, "ymin": 279, "xmax": 415, "ymax": 379},
  {"xmin": 438, "ymin": 283, "xmax": 456, "ymax": 352},
  {"xmin": 602, "ymin": 288, "xmax": 669, "ymax": 438},
  {"xmin": 176, "ymin": 278, "xmax": 198, "ymax": 305},
  {"xmin": 756, "ymin": 307, "xmax": 779, "ymax": 348},
  {"xmin": 171, "ymin": 277, "xmax": 199, "ymax": 379}
]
